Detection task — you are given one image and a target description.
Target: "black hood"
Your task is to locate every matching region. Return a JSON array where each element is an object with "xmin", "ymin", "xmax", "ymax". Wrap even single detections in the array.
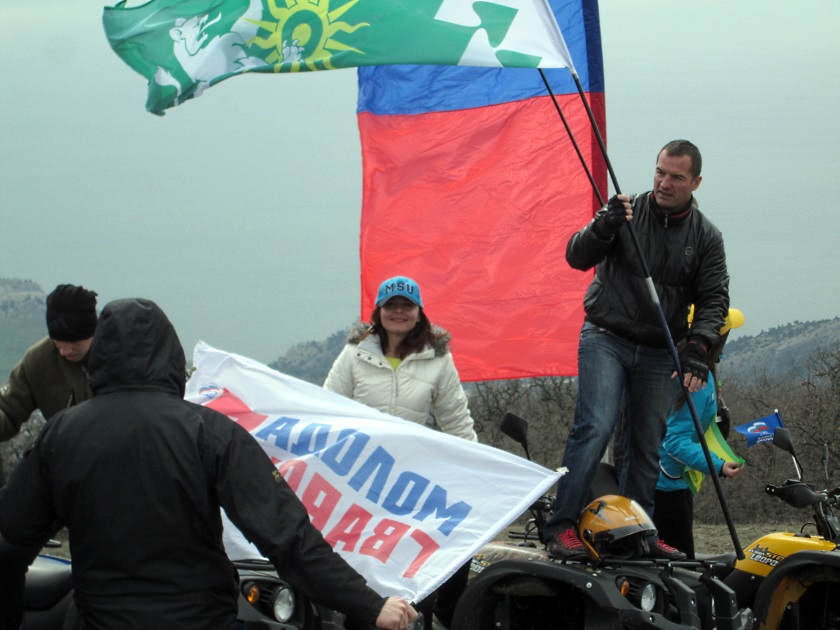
[{"xmin": 88, "ymin": 298, "xmax": 186, "ymax": 397}]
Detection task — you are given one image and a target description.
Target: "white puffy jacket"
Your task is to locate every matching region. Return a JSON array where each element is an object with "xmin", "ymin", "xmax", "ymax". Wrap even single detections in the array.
[{"xmin": 323, "ymin": 327, "xmax": 477, "ymax": 442}]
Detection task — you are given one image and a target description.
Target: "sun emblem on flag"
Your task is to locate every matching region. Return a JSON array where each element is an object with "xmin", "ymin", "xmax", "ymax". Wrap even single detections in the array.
[{"xmin": 245, "ymin": 0, "xmax": 368, "ymax": 71}]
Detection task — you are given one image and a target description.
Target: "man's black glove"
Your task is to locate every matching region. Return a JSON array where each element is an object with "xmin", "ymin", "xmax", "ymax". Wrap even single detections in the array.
[
  {"xmin": 591, "ymin": 195, "xmax": 628, "ymax": 239},
  {"xmin": 679, "ymin": 338, "xmax": 709, "ymax": 383}
]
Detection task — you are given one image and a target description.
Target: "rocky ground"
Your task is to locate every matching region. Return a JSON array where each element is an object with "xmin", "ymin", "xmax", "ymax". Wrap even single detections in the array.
[{"xmin": 693, "ymin": 520, "xmax": 805, "ymax": 554}]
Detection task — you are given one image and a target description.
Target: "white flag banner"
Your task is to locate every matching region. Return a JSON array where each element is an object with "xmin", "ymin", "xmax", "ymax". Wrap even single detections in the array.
[{"xmin": 185, "ymin": 341, "xmax": 562, "ymax": 602}]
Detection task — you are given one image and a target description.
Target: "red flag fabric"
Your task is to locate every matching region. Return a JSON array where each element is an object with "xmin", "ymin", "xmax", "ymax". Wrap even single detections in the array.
[{"xmin": 357, "ymin": 0, "xmax": 605, "ymax": 381}]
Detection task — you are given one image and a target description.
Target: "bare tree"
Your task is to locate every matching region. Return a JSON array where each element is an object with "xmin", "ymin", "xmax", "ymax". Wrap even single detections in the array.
[
  {"xmin": 695, "ymin": 344, "xmax": 840, "ymax": 524},
  {"xmin": 469, "ymin": 377, "xmax": 576, "ymax": 470}
]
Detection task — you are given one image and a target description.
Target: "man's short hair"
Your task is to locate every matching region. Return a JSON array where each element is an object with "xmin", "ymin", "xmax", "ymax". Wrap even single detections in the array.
[
  {"xmin": 660, "ymin": 140, "xmax": 702, "ymax": 179},
  {"xmin": 46, "ymin": 284, "xmax": 98, "ymax": 341}
]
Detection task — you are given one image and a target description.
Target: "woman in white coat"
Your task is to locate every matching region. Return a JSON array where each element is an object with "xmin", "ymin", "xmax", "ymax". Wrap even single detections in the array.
[
  {"xmin": 324, "ymin": 276, "xmax": 477, "ymax": 442},
  {"xmin": 324, "ymin": 276, "xmax": 476, "ymax": 628}
]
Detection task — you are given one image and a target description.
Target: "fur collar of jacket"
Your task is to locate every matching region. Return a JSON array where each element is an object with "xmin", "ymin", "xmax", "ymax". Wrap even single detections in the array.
[{"xmin": 345, "ymin": 322, "xmax": 451, "ymax": 357}]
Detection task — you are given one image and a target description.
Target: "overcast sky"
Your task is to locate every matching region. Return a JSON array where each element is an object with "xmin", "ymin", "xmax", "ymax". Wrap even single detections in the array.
[{"xmin": 2, "ymin": 1, "xmax": 838, "ymax": 366}]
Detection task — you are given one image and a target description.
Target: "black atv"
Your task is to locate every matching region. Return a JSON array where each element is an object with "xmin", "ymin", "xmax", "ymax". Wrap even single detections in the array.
[{"xmin": 450, "ymin": 413, "xmax": 753, "ymax": 630}]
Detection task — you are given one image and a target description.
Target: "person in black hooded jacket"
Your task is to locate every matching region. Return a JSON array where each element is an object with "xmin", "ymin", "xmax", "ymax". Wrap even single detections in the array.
[{"xmin": 0, "ymin": 298, "xmax": 416, "ymax": 630}]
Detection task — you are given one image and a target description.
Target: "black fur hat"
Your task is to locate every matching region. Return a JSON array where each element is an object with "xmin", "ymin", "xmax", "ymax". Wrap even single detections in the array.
[{"xmin": 46, "ymin": 284, "xmax": 98, "ymax": 341}]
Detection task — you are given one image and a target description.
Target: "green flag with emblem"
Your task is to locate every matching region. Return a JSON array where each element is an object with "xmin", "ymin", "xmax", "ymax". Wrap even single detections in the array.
[{"xmin": 102, "ymin": 0, "xmax": 575, "ymax": 115}]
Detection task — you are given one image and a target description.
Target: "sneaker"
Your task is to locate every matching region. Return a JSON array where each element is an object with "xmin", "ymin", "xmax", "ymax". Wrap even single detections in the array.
[
  {"xmin": 647, "ymin": 538, "xmax": 687, "ymax": 561},
  {"xmin": 546, "ymin": 525, "xmax": 587, "ymax": 560}
]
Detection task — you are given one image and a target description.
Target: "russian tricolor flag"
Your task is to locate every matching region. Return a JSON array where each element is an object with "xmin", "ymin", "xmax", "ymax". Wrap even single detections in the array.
[{"xmin": 356, "ymin": 0, "xmax": 605, "ymax": 381}]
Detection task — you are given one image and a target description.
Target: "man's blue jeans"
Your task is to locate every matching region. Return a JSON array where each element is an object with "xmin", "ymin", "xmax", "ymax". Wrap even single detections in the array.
[{"xmin": 545, "ymin": 322, "xmax": 677, "ymax": 537}]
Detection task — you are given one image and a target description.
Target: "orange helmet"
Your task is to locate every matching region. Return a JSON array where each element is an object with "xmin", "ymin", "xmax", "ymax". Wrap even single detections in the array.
[{"xmin": 578, "ymin": 495, "xmax": 657, "ymax": 559}]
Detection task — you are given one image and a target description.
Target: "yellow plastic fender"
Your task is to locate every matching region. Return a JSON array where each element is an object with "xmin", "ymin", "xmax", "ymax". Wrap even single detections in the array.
[{"xmin": 735, "ymin": 532, "xmax": 836, "ymax": 578}]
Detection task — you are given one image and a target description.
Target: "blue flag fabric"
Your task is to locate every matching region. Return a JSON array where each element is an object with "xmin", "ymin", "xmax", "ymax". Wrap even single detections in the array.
[{"xmin": 734, "ymin": 411, "xmax": 784, "ymax": 447}]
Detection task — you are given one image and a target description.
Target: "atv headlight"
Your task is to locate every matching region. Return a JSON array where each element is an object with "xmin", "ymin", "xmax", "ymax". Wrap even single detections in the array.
[
  {"xmin": 639, "ymin": 583, "xmax": 657, "ymax": 612},
  {"xmin": 618, "ymin": 576, "xmax": 658, "ymax": 613},
  {"xmin": 272, "ymin": 586, "xmax": 295, "ymax": 623}
]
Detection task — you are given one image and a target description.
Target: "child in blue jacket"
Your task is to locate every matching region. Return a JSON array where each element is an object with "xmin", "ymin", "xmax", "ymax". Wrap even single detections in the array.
[{"xmin": 653, "ymin": 308, "xmax": 746, "ymax": 558}]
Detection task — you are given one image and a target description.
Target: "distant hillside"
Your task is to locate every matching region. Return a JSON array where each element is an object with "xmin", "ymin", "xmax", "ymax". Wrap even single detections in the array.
[
  {"xmin": 721, "ymin": 318, "xmax": 840, "ymax": 381},
  {"xmin": 1, "ymin": 273, "xmax": 837, "ymax": 387},
  {"xmin": 268, "ymin": 327, "xmax": 352, "ymax": 385},
  {"xmin": 0, "ymin": 278, "xmax": 48, "ymax": 377},
  {"xmin": 267, "ymin": 318, "xmax": 840, "ymax": 385}
]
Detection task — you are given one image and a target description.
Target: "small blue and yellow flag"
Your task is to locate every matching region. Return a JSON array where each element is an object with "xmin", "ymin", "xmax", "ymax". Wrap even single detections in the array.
[{"xmin": 683, "ymin": 420, "xmax": 745, "ymax": 495}]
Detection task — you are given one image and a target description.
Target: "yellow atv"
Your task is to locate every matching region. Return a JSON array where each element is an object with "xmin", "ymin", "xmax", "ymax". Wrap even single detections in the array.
[{"xmin": 703, "ymin": 427, "xmax": 840, "ymax": 630}]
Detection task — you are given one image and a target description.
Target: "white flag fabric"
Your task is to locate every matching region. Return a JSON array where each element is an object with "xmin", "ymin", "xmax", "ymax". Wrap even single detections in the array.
[
  {"xmin": 185, "ymin": 341, "xmax": 562, "ymax": 602},
  {"xmin": 434, "ymin": 0, "xmax": 576, "ymax": 68}
]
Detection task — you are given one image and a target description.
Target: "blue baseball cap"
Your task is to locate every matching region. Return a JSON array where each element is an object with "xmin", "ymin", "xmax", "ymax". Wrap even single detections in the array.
[{"xmin": 375, "ymin": 276, "xmax": 423, "ymax": 308}]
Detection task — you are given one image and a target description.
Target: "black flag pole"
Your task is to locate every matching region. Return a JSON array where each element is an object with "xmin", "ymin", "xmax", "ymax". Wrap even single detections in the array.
[
  {"xmin": 539, "ymin": 68, "xmax": 744, "ymax": 559},
  {"xmin": 538, "ymin": 70, "xmax": 604, "ymax": 207}
]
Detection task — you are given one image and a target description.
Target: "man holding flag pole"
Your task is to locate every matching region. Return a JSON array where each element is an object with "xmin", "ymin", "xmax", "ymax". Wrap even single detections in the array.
[{"xmin": 542, "ymin": 140, "xmax": 730, "ymax": 560}]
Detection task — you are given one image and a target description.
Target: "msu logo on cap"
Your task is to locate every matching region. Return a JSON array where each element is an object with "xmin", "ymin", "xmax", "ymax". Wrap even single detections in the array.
[{"xmin": 375, "ymin": 276, "xmax": 423, "ymax": 308}]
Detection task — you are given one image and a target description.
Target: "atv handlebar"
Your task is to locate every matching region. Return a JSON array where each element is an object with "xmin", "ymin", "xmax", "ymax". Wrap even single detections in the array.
[{"xmin": 765, "ymin": 480, "xmax": 827, "ymax": 509}]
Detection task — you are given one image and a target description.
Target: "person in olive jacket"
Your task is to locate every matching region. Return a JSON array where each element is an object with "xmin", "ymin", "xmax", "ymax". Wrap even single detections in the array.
[
  {"xmin": 0, "ymin": 283, "xmax": 97, "ymax": 630},
  {"xmin": 0, "ymin": 298, "xmax": 416, "ymax": 630},
  {"xmin": 0, "ymin": 283, "xmax": 98, "ymax": 442}
]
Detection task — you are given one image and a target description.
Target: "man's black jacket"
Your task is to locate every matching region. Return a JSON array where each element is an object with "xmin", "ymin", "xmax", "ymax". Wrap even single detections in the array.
[
  {"xmin": 566, "ymin": 192, "xmax": 729, "ymax": 348},
  {"xmin": 0, "ymin": 298, "xmax": 384, "ymax": 629}
]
